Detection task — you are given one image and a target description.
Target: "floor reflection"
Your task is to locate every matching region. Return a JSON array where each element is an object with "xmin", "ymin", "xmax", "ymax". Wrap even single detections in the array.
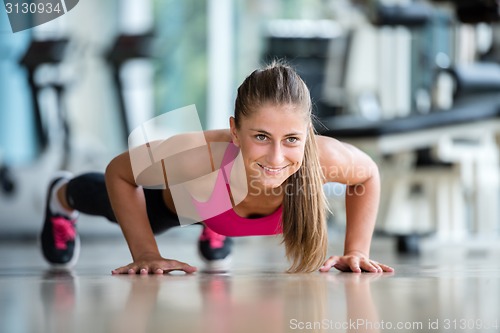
[
  {"xmin": 78, "ymin": 272, "xmax": 391, "ymax": 333},
  {"xmin": 2, "ymin": 240, "xmax": 500, "ymax": 333},
  {"xmin": 38, "ymin": 269, "xmax": 76, "ymax": 333}
]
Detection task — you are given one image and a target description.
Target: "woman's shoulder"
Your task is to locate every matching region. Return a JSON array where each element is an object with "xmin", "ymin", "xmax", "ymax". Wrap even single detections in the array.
[
  {"xmin": 159, "ymin": 129, "xmax": 231, "ymax": 147},
  {"xmin": 315, "ymin": 134, "xmax": 369, "ymax": 164},
  {"xmin": 315, "ymin": 134, "xmax": 345, "ymax": 162},
  {"xmin": 315, "ymin": 134, "xmax": 378, "ymax": 184},
  {"xmin": 149, "ymin": 129, "xmax": 231, "ymax": 164},
  {"xmin": 166, "ymin": 129, "xmax": 234, "ymax": 203},
  {"xmin": 160, "ymin": 129, "xmax": 233, "ymax": 184},
  {"xmin": 203, "ymin": 129, "xmax": 232, "ymax": 143}
]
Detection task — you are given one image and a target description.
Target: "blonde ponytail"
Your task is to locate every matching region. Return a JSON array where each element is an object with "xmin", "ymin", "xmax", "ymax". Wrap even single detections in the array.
[{"xmin": 282, "ymin": 125, "xmax": 328, "ymax": 273}]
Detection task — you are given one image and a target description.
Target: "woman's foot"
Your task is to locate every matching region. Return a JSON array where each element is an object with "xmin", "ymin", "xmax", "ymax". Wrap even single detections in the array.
[
  {"xmin": 198, "ymin": 226, "xmax": 232, "ymax": 272},
  {"xmin": 40, "ymin": 172, "xmax": 80, "ymax": 268}
]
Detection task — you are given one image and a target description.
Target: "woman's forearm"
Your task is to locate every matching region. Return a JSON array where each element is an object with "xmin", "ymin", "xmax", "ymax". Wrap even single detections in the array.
[
  {"xmin": 105, "ymin": 153, "xmax": 160, "ymax": 261},
  {"xmin": 343, "ymin": 169, "xmax": 381, "ymax": 257}
]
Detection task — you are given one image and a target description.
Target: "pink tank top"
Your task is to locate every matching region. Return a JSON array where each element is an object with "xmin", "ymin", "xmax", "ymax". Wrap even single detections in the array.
[{"xmin": 191, "ymin": 143, "xmax": 283, "ymax": 237}]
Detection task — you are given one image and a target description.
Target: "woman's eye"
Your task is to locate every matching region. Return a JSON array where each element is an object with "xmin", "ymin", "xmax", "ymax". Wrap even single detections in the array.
[
  {"xmin": 286, "ymin": 137, "xmax": 298, "ymax": 144},
  {"xmin": 255, "ymin": 134, "xmax": 267, "ymax": 141}
]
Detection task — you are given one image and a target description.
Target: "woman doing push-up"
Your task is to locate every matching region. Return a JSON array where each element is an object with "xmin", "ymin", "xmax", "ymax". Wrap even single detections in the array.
[{"xmin": 40, "ymin": 61, "xmax": 394, "ymax": 274}]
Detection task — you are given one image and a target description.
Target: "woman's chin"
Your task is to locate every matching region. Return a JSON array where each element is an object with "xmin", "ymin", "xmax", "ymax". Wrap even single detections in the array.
[{"xmin": 260, "ymin": 179, "xmax": 286, "ymax": 191}]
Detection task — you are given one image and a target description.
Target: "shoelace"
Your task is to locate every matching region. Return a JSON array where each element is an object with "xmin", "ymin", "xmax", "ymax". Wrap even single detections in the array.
[
  {"xmin": 200, "ymin": 227, "xmax": 226, "ymax": 249},
  {"xmin": 52, "ymin": 216, "xmax": 76, "ymax": 250}
]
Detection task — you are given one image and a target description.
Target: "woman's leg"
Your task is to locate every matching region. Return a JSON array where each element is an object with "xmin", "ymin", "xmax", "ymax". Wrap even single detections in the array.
[
  {"xmin": 64, "ymin": 172, "xmax": 117, "ymax": 222},
  {"xmin": 64, "ymin": 172, "xmax": 180, "ymax": 233},
  {"xmin": 41, "ymin": 172, "xmax": 180, "ymax": 267}
]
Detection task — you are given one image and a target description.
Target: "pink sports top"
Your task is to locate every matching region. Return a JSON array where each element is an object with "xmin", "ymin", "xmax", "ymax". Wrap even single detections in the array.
[{"xmin": 191, "ymin": 142, "xmax": 283, "ymax": 237}]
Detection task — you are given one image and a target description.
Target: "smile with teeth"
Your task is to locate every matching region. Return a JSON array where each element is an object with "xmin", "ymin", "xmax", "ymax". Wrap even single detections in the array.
[{"xmin": 257, "ymin": 163, "xmax": 288, "ymax": 174}]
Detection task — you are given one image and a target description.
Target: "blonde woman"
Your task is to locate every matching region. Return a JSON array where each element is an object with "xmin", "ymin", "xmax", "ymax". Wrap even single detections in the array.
[{"xmin": 40, "ymin": 62, "xmax": 394, "ymax": 274}]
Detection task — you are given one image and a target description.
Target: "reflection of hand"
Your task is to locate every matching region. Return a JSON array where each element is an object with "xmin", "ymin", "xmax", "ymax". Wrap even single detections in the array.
[
  {"xmin": 319, "ymin": 251, "xmax": 394, "ymax": 273},
  {"xmin": 324, "ymin": 268, "xmax": 394, "ymax": 333},
  {"xmin": 110, "ymin": 274, "xmax": 164, "ymax": 333},
  {"xmin": 111, "ymin": 254, "xmax": 197, "ymax": 275},
  {"xmin": 326, "ymin": 271, "xmax": 388, "ymax": 285}
]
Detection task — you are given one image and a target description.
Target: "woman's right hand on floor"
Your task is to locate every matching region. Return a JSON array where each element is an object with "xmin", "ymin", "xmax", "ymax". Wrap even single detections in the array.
[{"xmin": 111, "ymin": 254, "xmax": 198, "ymax": 275}]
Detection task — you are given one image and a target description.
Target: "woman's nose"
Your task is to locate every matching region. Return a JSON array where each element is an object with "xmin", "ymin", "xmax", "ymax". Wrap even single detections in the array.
[{"xmin": 266, "ymin": 143, "xmax": 285, "ymax": 166}]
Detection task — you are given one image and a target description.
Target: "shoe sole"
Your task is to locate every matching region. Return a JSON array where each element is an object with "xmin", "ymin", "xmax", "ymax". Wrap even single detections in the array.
[
  {"xmin": 198, "ymin": 248, "xmax": 232, "ymax": 273},
  {"xmin": 40, "ymin": 171, "xmax": 80, "ymax": 269}
]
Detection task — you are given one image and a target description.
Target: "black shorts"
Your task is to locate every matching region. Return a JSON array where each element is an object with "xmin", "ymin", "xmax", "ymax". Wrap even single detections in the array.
[{"xmin": 65, "ymin": 172, "xmax": 181, "ymax": 234}]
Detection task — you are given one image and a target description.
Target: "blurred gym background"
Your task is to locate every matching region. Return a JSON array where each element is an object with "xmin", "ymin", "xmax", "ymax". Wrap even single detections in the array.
[{"xmin": 1, "ymin": 0, "xmax": 499, "ymax": 254}]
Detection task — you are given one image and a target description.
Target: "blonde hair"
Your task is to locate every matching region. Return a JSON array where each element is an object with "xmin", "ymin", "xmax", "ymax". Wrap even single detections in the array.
[{"xmin": 234, "ymin": 61, "xmax": 328, "ymax": 273}]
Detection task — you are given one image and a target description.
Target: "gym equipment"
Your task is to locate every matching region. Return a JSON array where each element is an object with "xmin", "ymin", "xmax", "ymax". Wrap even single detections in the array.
[
  {"xmin": 263, "ymin": 20, "xmax": 348, "ymax": 118},
  {"xmin": 105, "ymin": 32, "xmax": 156, "ymax": 145},
  {"xmin": 319, "ymin": 90, "xmax": 500, "ymax": 253},
  {"xmin": 19, "ymin": 39, "xmax": 70, "ymax": 156},
  {"xmin": 369, "ymin": 1, "xmax": 433, "ymax": 27},
  {"xmin": 430, "ymin": 0, "xmax": 500, "ymax": 23}
]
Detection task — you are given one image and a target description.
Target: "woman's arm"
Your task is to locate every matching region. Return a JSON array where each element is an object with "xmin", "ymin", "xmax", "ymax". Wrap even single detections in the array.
[
  {"xmin": 316, "ymin": 135, "xmax": 394, "ymax": 273},
  {"xmin": 105, "ymin": 151, "xmax": 197, "ymax": 274}
]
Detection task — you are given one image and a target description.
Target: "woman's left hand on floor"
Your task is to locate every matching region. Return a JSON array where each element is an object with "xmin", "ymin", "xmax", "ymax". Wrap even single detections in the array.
[{"xmin": 319, "ymin": 251, "xmax": 394, "ymax": 273}]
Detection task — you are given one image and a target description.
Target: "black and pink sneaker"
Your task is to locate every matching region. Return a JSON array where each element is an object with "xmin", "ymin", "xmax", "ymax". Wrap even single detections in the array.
[
  {"xmin": 198, "ymin": 226, "xmax": 232, "ymax": 272},
  {"xmin": 40, "ymin": 174, "xmax": 80, "ymax": 268}
]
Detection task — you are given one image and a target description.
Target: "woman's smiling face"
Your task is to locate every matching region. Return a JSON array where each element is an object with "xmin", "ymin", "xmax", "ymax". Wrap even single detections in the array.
[{"xmin": 230, "ymin": 103, "xmax": 309, "ymax": 191}]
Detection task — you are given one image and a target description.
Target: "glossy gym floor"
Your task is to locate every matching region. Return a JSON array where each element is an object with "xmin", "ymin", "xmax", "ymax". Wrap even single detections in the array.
[{"xmin": 1, "ymin": 225, "xmax": 499, "ymax": 333}]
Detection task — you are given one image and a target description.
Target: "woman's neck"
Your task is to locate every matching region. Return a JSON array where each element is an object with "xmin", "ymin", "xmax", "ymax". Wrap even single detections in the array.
[{"xmin": 231, "ymin": 189, "xmax": 283, "ymax": 218}]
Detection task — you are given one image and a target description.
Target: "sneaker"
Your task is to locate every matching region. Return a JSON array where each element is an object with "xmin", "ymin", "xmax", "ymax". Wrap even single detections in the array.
[
  {"xmin": 198, "ymin": 226, "xmax": 233, "ymax": 272},
  {"xmin": 40, "ymin": 173, "xmax": 80, "ymax": 268}
]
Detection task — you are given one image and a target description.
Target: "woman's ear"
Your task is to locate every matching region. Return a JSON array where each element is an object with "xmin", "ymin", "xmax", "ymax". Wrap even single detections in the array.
[{"xmin": 229, "ymin": 117, "xmax": 240, "ymax": 147}]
